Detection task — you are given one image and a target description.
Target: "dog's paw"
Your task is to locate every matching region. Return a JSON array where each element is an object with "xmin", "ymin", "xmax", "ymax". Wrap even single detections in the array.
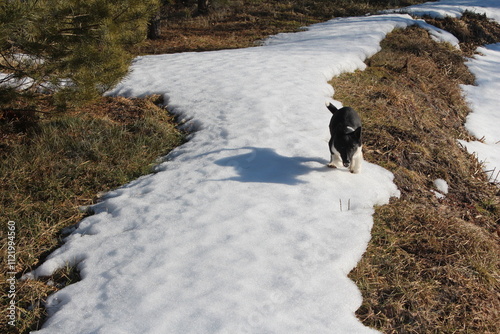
[
  {"xmin": 327, "ymin": 163, "xmax": 337, "ymax": 168},
  {"xmin": 349, "ymin": 167, "xmax": 361, "ymax": 174}
]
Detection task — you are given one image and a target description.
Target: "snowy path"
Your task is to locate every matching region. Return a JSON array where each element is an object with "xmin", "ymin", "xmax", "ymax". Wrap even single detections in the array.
[{"xmin": 27, "ymin": 1, "xmax": 500, "ymax": 333}]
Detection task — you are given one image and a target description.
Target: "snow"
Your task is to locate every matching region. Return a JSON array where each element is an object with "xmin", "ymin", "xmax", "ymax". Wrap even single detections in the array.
[
  {"xmin": 26, "ymin": 1, "xmax": 500, "ymax": 333},
  {"xmin": 387, "ymin": 0, "xmax": 500, "ymax": 22},
  {"xmin": 414, "ymin": 19, "xmax": 460, "ymax": 47},
  {"xmin": 434, "ymin": 178, "xmax": 449, "ymax": 194},
  {"xmin": 433, "ymin": 178, "xmax": 449, "ymax": 198},
  {"xmin": 459, "ymin": 43, "xmax": 500, "ymax": 184},
  {"xmin": 0, "ymin": 72, "xmax": 34, "ymax": 91}
]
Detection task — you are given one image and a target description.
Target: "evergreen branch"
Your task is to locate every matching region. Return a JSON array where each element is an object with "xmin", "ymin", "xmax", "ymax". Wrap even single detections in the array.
[
  {"xmin": 58, "ymin": 24, "xmax": 102, "ymax": 33},
  {"xmin": 58, "ymin": 32, "xmax": 97, "ymax": 37},
  {"xmin": 63, "ymin": 14, "xmax": 91, "ymax": 20},
  {"xmin": 0, "ymin": 54, "xmax": 16, "ymax": 71},
  {"xmin": 112, "ymin": 6, "xmax": 130, "ymax": 22}
]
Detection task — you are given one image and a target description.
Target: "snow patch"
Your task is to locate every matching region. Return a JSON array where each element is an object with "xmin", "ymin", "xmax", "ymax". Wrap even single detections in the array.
[
  {"xmin": 458, "ymin": 44, "xmax": 500, "ymax": 185},
  {"xmin": 434, "ymin": 178, "xmax": 449, "ymax": 194},
  {"xmin": 385, "ymin": 0, "xmax": 500, "ymax": 22},
  {"xmin": 433, "ymin": 178, "xmax": 449, "ymax": 198}
]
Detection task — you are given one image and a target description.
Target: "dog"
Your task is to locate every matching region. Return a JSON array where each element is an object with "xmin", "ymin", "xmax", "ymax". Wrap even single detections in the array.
[{"xmin": 326, "ymin": 103, "xmax": 363, "ymax": 173}]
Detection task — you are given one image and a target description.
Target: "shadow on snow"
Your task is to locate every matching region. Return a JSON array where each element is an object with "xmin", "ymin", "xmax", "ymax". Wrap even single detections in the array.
[{"xmin": 210, "ymin": 147, "xmax": 330, "ymax": 185}]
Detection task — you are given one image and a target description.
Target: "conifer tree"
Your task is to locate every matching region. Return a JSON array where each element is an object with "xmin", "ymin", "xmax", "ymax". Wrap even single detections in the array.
[{"xmin": 0, "ymin": 0, "xmax": 160, "ymax": 106}]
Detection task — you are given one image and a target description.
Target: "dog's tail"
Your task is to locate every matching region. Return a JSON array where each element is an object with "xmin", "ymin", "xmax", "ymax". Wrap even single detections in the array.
[{"xmin": 326, "ymin": 102, "xmax": 338, "ymax": 114}]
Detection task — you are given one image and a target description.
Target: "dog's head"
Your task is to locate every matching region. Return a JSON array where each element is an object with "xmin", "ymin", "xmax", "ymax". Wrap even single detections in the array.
[{"xmin": 337, "ymin": 126, "xmax": 362, "ymax": 168}]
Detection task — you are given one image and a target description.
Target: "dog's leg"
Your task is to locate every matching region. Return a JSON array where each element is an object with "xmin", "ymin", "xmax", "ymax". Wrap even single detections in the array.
[
  {"xmin": 349, "ymin": 146, "xmax": 363, "ymax": 174},
  {"xmin": 328, "ymin": 152, "xmax": 343, "ymax": 168},
  {"xmin": 327, "ymin": 154, "xmax": 337, "ymax": 168},
  {"xmin": 328, "ymin": 139, "xmax": 343, "ymax": 168}
]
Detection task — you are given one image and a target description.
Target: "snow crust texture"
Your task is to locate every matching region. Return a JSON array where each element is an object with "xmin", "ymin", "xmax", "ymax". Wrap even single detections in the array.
[{"xmin": 28, "ymin": 1, "xmax": 500, "ymax": 333}]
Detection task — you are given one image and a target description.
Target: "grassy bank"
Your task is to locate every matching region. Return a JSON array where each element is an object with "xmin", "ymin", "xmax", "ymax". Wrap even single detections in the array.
[
  {"xmin": 1, "ymin": 96, "xmax": 184, "ymax": 333},
  {"xmin": 330, "ymin": 16, "xmax": 500, "ymax": 333}
]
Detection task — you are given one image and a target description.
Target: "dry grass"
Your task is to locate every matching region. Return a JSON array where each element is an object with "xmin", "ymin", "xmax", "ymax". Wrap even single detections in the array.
[
  {"xmin": 330, "ymin": 22, "xmax": 500, "ymax": 333},
  {"xmin": 0, "ymin": 95, "xmax": 184, "ymax": 333},
  {"xmin": 134, "ymin": 0, "xmax": 427, "ymax": 54},
  {"xmin": 425, "ymin": 10, "xmax": 500, "ymax": 57}
]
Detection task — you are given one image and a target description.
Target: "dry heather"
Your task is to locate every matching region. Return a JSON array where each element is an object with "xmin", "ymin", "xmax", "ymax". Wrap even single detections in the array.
[{"xmin": 330, "ymin": 22, "xmax": 500, "ymax": 333}]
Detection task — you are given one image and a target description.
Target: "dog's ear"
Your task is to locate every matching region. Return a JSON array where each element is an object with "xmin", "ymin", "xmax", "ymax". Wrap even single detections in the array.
[
  {"xmin": 326, "ymin": 102, "xmax": 338, "ymax": 114},
  {"xmin": 346, "ymin": 126, "xmax": 361, "ymax": 141},
  {"xmin": 353, "ymin": 127, "xmax": 362, "ymax": 142}
]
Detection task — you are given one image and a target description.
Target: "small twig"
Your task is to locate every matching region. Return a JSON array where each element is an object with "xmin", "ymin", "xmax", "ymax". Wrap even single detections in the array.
[
  {"xmin": 486, "ymin": 167, "xmax": 496, "ymax": 183},
  {"xmin": 492, "ymin": 168, "xmax": 500, "ymax": 184},
  {"xmin": 339, "ymin": 199, "xmax": 351, "ymax": 212}
]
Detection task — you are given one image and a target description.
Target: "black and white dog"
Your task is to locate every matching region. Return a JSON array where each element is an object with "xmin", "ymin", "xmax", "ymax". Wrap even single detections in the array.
[{"xmin": 326, "ymin": 103, "xmax": 363, "ymax": 173}]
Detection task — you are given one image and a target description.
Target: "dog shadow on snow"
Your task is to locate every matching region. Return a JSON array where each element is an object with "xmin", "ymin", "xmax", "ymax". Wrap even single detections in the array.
[{"xmin": 206, "ymin": 147, "xmax": 331, "ymax": 185}]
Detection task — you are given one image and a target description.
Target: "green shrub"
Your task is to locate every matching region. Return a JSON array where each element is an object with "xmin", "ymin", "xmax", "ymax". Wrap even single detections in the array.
[{"xmin": 0, "ymin": 0, "xmax": 160, "ymax": 106}]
